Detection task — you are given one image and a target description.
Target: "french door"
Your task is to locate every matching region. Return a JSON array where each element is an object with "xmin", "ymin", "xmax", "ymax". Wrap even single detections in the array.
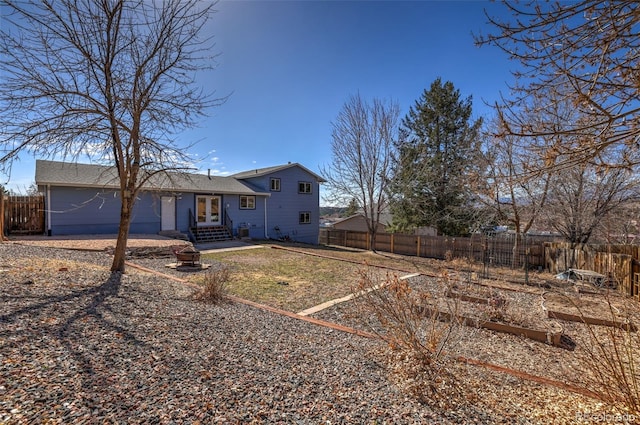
[{"xmin": 196, "ymin": 196, "xmax": 221, "ymax": 226}]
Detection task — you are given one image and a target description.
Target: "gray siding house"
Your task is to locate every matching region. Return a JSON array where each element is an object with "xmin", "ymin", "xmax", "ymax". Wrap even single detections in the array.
[{"xmin": 35, "ymin": 160, "xmax": 325, "ymax": 244}]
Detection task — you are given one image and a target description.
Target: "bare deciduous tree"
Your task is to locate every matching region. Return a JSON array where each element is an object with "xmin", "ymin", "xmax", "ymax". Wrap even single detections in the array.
[
  {"xmin": 593, "ymin": 203, "xmax": 640, "ymax": 245},
  {"xmin": 477, "ymin": 1, "xmax": 640, "ymax": 170},
  {"xmin": 481, "ymin": 121, "xmax": 553, "ymax": 267},
  {"xmin": 542, "ymin": 164, "xmax": 640, "ymax": 248},
  {"xmin": 0, "ymin": 0, "xmax": 222, "ymax": 271},
  {"xmin": 321, "ymin": 94, "xmax": 399, "ymax": 251}
]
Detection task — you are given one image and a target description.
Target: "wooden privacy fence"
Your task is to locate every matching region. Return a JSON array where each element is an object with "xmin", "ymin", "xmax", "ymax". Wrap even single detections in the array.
[
  {"xmin": 320, "ymin": 229, "xmax": 548, "ymax": 269},
  {"xmin": 320, "ymin": 229, "xmax": 640, "ymax": 299},
  {"xmin": 1, "ymin": 194, "xmax": 45, "ymax": 235},
  {"xmin": 545, "ymin": 242, "xmax": 640, "ymax": 299}
]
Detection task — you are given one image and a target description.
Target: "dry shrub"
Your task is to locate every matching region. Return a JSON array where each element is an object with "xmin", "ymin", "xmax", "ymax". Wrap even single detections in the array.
[
  {"xmin": 444, "ymin": 250, "xmax": 453, "ymax": 262},
  {"xmin": 476, "ymin": 290, "xmax": 509, "ymax": 323},
  {"xmin": 566, "ymin": 290, "xmax": 640, "ymax": 417},
  {"xmin": 353, "ymin": 268, "xmax": 468, "ymax": 407},
  {"xmin": 195, "ymin": 267, "xmax": 230, "ymax": 303}
]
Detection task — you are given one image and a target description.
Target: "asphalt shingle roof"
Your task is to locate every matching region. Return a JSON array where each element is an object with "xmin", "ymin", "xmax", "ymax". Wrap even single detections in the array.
[
  {"xmin": 230, "ymin": 163, "xmax": 326, "ymax": 182},
  {"xmin": 35, "ymin": 160, "xmax": 265, "ymax": 195}
]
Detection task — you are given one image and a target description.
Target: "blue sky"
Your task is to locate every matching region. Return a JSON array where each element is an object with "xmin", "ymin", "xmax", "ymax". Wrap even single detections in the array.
[{"xmin": 4, "ymin": 0, "xmax": 514, "ymax": 202}]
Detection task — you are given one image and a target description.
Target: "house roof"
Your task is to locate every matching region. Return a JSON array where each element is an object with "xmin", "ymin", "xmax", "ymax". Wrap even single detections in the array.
[
  {"xmin": 230, "ymin": 162, "xmax": 327, "ymax": 183},
  {"xmin": 35, "ymin": 160, "xmax": 267, "ymax": 195},
  {"xmin": 331, "ymin": 211, "xmax": 394, "ymax": 227}
]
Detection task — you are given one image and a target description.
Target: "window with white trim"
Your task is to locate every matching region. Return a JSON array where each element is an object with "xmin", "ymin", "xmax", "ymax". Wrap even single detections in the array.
[
  {"xmin": 240, "ymin": 195, "xmax": 255, "ymax": 209},
  {"xmin": 298, "ymin": 181, "xmax": 312, "ymax": 194},
  {"xmin": 270, "ymin": 178, "xmax": 281, "ymax": 191},
  {"xmin": 299, "ymin": 211, "xmax": 311, "ymax": 224}
]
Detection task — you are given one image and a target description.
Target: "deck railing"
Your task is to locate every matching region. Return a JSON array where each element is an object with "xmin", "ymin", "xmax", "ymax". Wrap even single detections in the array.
[
  {"xmin": 188, "ymin": 208, "xmax": 196, "ymax": 229},
  {"xmin": 224, "ymin": 208, "xmax": 233, "ymax": 237}
]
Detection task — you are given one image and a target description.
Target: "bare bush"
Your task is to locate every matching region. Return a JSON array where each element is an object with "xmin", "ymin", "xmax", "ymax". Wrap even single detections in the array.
[
  {"xmin": 565, "ymin": 290, "xmax": 640, "ymax": 416},
  {"xmin": 353, "ymin": 268, "xmax": 468, "ymax": 406},
  {"xmin": 195, "ymin": 267, "xmax": 230, "ymax": 304}
]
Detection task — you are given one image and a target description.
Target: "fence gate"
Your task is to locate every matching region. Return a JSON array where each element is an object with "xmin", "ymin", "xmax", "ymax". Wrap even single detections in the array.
[{"xmin": 4, "ymin": 195, "xmax": 45, "ymax": 235}]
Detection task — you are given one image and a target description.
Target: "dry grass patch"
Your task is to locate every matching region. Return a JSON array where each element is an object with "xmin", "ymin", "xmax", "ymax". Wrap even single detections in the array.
[{"xmin": 201, "ymin": 246, "xmax": 391, "ymax": 312}]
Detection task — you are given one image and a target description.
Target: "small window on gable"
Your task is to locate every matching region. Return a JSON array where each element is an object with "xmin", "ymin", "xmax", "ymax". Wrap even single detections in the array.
[
  {"xmin": 298, "ymin": 181, "xmax": 312, "ymax": 194},
  {"xmin": 270, "ymin": 178, "xmax": 281, "ymax": 192},
  {"xmin": 299, "ymin": 211, "xmax": 311, "ymax": 224},
  {"xmin": 240, "ymin": 195, "xmax": 255, "ymax": 209}
]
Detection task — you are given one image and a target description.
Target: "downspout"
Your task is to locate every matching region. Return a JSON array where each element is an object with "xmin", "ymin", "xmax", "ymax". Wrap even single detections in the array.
[
  {"xmin": 264, "ymin": 196, "xmax": 268, "ymax": 239},
  {"xmin": 46, "ymin": 185, "xmax": 51, "ymax": 236}
]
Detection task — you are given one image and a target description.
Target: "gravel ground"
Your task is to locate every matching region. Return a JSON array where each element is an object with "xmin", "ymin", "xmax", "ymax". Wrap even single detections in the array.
[
  {"xmin": 0, "ymin": 242, "xmax": 630, "ymax": 424},
  {"xmin": 1, "ymin": 243, "xmax": 462, "ymax": 424}
]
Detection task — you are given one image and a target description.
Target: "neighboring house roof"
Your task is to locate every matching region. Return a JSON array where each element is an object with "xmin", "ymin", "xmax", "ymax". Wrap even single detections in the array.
[
  {"xmin": 35, "ymin": 160, "xmax": 268, "ymax": 195},
  {"xmin": 230, "ymin": 162, "xmax": 327, "ymax": 183},
  {"xmin": 331, "ymin": 211, "xmax": 393, "ymax": 228}
]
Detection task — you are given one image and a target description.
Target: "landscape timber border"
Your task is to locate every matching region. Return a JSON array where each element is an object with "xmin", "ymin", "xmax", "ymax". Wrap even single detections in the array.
[{"xmin": 125, "ymin": 258, "xmax": 604, "ymax": 403}]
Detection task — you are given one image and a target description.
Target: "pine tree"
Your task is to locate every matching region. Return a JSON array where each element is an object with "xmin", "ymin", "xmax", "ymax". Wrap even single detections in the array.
[
  {"xmin": 344, "ymin": 198, "xmax": 359, "ymax": 217},
  {"xmin": 390, "ymin": 78, "xmax": 483, "ymax": 236}
]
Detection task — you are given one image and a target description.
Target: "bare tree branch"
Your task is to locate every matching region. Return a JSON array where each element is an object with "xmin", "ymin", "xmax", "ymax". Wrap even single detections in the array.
[
  {"xmin": 321, "ymin": 94, "xmax": 400, "ymax": 250},
  {"xmin": 0, "ymin": 0, "xmax": 224, "ymax": 270},
  {"xmin": 477, "ymin": 1, "xmax": 640, "ymax": 170}
]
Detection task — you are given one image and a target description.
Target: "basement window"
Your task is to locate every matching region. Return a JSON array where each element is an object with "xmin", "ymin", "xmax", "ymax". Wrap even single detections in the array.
[{"xmin": 299, "ymin": 211, "xmax": 311, "ymax": 224}]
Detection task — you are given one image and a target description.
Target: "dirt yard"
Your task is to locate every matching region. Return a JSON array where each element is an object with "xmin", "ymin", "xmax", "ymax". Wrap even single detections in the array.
[{"xmin": 8, "ymin": 234, "xmax": 190, "ymax": 251}]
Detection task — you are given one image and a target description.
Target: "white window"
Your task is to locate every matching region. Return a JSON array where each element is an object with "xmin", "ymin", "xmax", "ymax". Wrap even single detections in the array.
[
  {"xmin": 270, "ymin": 178, "xmax": 281, "ymax": 191},
  {"xmin": 299, "ymin": 211, "xmax": 311, "ymax": 224},
  {"xmin": 240, "ymin": 195, "xmax": 255, "ymax": 209},
  {"xmin": 298, "ymin": 181, "xmax": 312, "ymax": 194}
]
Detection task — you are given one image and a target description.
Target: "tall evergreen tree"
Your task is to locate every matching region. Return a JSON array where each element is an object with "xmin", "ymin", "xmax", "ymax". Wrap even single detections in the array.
[
  {"xmin": 389, "ymin": 78, "xmax": 483, "ymax": 236},
  {"xmin": 344, "ymin": 198, "xmax": 359, "ymax": 217}
]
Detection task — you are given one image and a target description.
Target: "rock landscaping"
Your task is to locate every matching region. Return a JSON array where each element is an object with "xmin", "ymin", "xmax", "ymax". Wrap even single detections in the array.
[
  {"xmin": 0, "ymin": 242, "xmax": 634, "ymax": 423},
  {"xmin": 0, "ymin": 243, "xmax": 448, "ymax": 423}
]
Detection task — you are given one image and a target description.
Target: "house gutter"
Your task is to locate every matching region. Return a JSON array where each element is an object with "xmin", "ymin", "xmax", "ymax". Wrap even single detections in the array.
[
  {"xmin": 264, "ymin": 197, "xmax": 268, "ymax": 239},
  {"xmin": 46, "ymin": 185, "xmax": 51, "ymax": 236}
]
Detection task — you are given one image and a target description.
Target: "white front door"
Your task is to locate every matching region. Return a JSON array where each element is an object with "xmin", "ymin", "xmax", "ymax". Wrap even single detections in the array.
[
  {"xmin": 196, "ymin": 196, "xmax": 221, "ymax": 226},
  {"xmin": 161, "ymin": 196, "xmax": 176, "ymax": 231}
]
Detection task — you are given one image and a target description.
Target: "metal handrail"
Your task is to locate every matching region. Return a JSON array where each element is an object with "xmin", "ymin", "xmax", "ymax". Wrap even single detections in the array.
[
  {"xmin": 188, "ymin": 208, "xmax": 196, "ymax": 228},
  {"xmin": 224, "ymin": 207, "xmax": 233, "ymax": 236}
]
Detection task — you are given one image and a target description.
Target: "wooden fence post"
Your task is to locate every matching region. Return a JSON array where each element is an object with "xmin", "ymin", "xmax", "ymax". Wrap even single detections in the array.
[{"xmin": 0, "ymin": 187, "xmax": 5, "ymax": 241}]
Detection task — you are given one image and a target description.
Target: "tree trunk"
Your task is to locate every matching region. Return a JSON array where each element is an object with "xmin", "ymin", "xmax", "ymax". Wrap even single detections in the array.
[
  {"xmin": 511, "ymin": 233, "xmax": 520, "ymax": 269},
  {"xmin": 111, "ymin": 194, "xmax": 133, "ymax": 272}
]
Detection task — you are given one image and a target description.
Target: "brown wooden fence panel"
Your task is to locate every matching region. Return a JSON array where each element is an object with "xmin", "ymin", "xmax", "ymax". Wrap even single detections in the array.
[
  {"xmin": 545, "ymin": 242, "xmax": 635, "ymax": 296},
  {"xmin": 391, "ymin": 234, "xmax": 418, "ymax": 256},
  {"xmin": 320, "ymin": 229, "xmax": 640, "ymax": 299},
  {"xmin": 320, "ymin": 229, "xmax": 548, "ymax": 269},
  {"xmin": 632, "ymin": 263, "xmax": 640, "ymax": 301},
  {"xmin": 418, "ymin": 236, "xmax": 445, "ymax": 259},
  {"xmin": 6, "ymin": 195, "xmax": 45, "ymax": 235},
  {"xmin": 346, "ymin": 231, "xmax": 368, "ymax": 250},
  {"xmin": 0, "ymin": 193, "xmax": 6, "ymax": 239},
  {"xmin": 373, "ymin": 232, "xmax": 391, "ymax": 253}
]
